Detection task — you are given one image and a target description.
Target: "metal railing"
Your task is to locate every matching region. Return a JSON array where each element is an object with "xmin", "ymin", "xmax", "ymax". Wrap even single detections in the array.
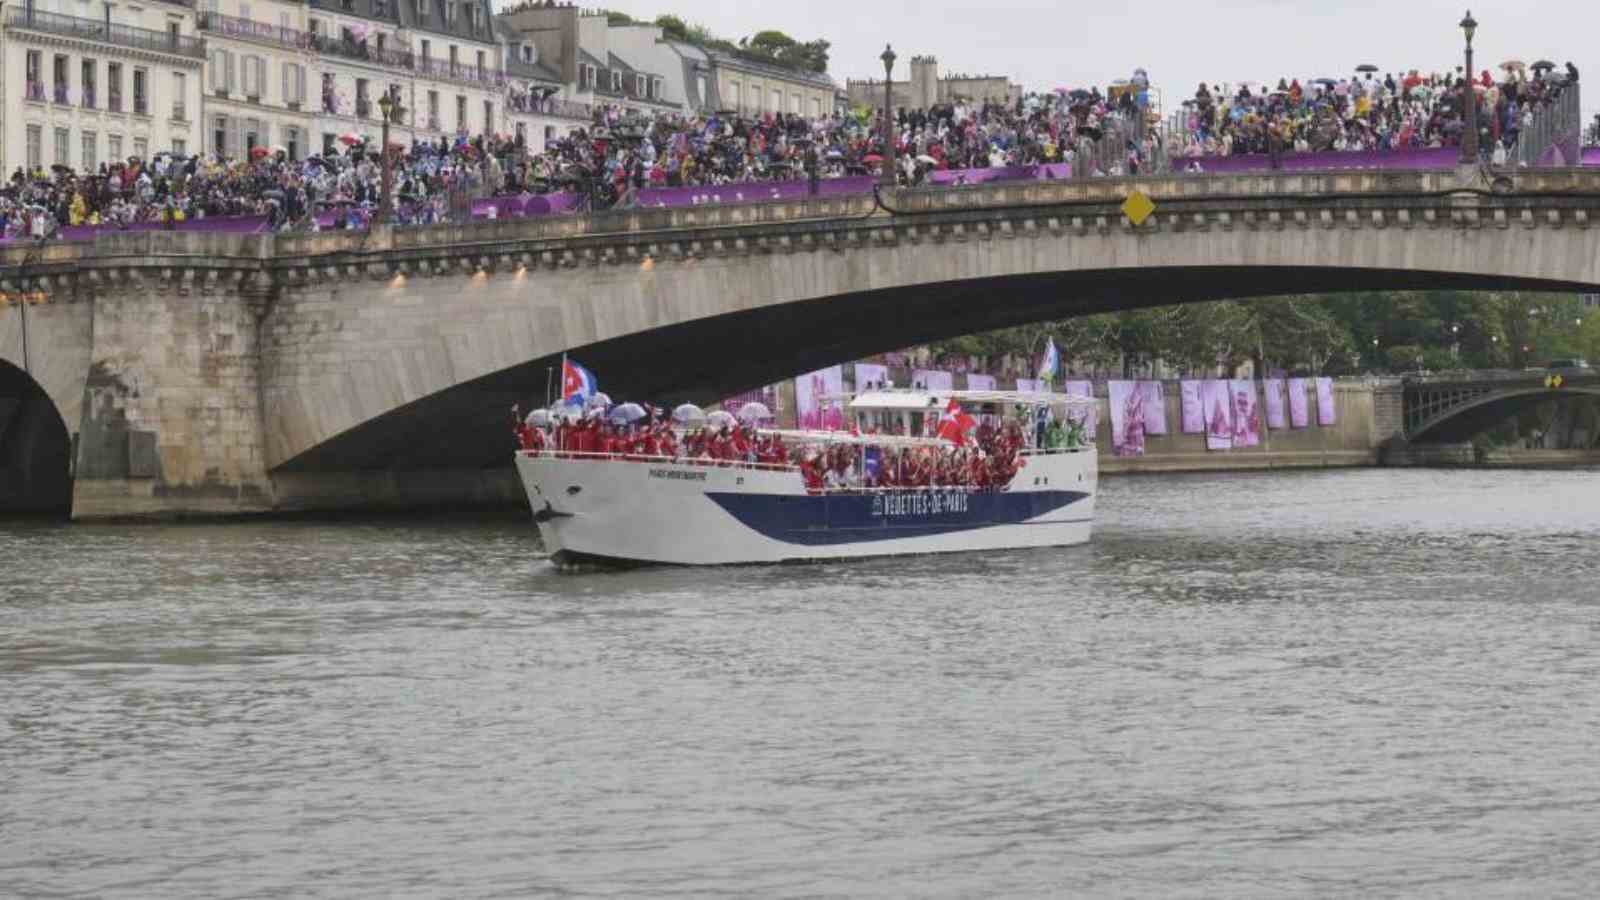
[
  {"xmin": 197, "ymin": 11, "xmax": 309, "ymax": 51},
  {"xmin": 1514, "ymin": 81, "xmax": 1582, "ymax": 167},
  {"xmin": 4, "ymin": 7, "xmax": 205, "ymax": 58}
]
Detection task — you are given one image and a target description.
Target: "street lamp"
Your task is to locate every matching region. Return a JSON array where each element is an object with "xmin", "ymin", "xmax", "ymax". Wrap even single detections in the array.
[
  {"xmin": 880, "ymin": 44, "xmax": 897, "ymax": 189},
  {"xmin": 376, "ymin": 89, "xmax": 404, "ymax": 224},
  {"xmin": 1459, "ymin": 10, "xmax": 1479, "ymax": 164}
]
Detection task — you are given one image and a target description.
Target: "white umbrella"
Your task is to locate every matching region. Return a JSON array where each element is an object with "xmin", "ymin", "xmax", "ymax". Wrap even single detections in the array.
[
  {"xmin": 736, "ymin": 402, "xmax": 773, "ymax": 423},
  {"xmin": 707, "ymin": 410, "xmax": 738, "ymax": 429},
  {"xmin": 525, "ymin": 409, "xmax": 550, "ymax": 428},
  {"xmin": 608, "ymin": 402, "xmax": 648, "ymax": 424},
  {"xmin": 585, "ymin": 391, "xmax": 612, "ymax": 409},
  {"xmin": 672, "ymin": 403, "xmax": 707, "ymax": 424}
]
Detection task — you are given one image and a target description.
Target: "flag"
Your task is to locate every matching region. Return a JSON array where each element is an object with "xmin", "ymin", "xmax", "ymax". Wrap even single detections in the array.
[
  {"xmin": 561, "ymin": 358, "xmax": 598, "ymax": 405},
  {"xmin": 1038, "ymin": 337, "xmax": 1060, "ymax": 382},
  {"xmin": 936, "ymin": 398, "xmax": 977, "ymax": 446}
]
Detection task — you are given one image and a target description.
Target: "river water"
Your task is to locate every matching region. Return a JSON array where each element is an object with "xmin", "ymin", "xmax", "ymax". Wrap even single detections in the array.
[{"xmin": 3, "ymin": 469, "xmax": 1599, "ymax": 897}]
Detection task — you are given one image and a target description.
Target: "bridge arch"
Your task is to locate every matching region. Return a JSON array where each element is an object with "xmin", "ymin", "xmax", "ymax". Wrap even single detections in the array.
[
  {"xmin": 1408, "ymin": 386, "xmax": 1600, "ymax": 444},
  {"xmin": 0, "ymin": 359, "xmax": 74, "ymax": 516}
]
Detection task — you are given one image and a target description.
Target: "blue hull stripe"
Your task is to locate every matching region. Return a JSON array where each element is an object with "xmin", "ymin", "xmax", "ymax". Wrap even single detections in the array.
[{"xmin": 704, "ymin": 490, "xmax": 1091, "ymax": 546}]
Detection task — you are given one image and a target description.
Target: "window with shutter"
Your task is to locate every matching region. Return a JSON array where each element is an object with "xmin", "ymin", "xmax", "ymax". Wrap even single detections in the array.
[
  {"xmin": 254, "ymin": 58, "xmax": 266, "ymax": 99},
  {"xmin": 224, "ymin": 52, "xmax": 236, "ymax": 93},
  {"xmin": 209, "ymin": 50, "xmax": 224, "ymax": 92}
]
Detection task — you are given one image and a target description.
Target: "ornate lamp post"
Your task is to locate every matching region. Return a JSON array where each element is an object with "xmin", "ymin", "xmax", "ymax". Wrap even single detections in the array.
[
  {"xmin": 1459, "ymin": 10, "xmax": 1479, "ymax": 164},
  {"xmin": 880, "ymin": 44, "xmax": 897, "ymax": 188},
  {"xmin": 376, "ymin": 89, "xmax": 404, "ymax": 223}
]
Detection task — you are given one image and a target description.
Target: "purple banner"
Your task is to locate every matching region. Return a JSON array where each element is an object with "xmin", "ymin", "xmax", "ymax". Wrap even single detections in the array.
[
  {"xmin": 1230, "ymin": 379, "xmax": 1261, "ymax": 448},
  {"xmin": 965, "ymin": 373, "xmax": 996, "ymax": 391},
  {"xmin": 927, "ymin": 163, "xmax": 1074, "ymax": 185},
  {"xmin": 634, "ymin": 176, "xmax": 875, "ymax": 209},
  {"xmin": 912, "ymin": 369, "xmax": 954, "ymax": 392},
  {"xmin": 1316, "ymin": 377, "xmax": 1337, "ymax": 426},
  {"xmin": 795, "ymin": 366, "xmax": 845, "ymax": 432},
  {"xmin": 4, "ymin": 214, "xmax": 272, "ymax": 243},
  {"xmin": 1014, "ymin": 378, "xmax": 1045, "ymax": 393},
  {"xmin": 1108, "ymin": 380, "xmax": 1146, "ymax": 457},
  {"xmin": 1202, "ymin": 380, "xmax": 1233, "ymax": 451},
  {"xmin": 1287, "ymin": 378, "xmax": 1310, "ymax": 429},
  {"xmin": 1180, "ymin": 380, "xmax": 1205, "ymax": 434},
  {"xmin": 854, "ymin": 363, "xmax": 889, "ymax": 391},
  {"xmin": 1140, "ymin": 381, "xmax": 1167, "ymax": 435},
  {"xmin": 1583, "ymin": 147, "xmax": 1600, "ymax": 167},
  {"xmin": 1062, "ymin": 380, "xmax": 1097, "ymax": 439},
  {"xmin": 1263, "ymin": 378, "xmax": 1287, "ymax": 430}
]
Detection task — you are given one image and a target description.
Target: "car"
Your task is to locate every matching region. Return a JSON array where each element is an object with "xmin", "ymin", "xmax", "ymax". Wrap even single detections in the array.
[{"xmin": 1546, "ymin": 358, "xmax": 1591, "ymax": 372}]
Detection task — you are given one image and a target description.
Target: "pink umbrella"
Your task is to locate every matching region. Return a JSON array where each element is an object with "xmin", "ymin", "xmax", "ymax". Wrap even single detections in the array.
[{"xmin": 337, "ymin": 133, "xmax": 363, "ymax": 146}]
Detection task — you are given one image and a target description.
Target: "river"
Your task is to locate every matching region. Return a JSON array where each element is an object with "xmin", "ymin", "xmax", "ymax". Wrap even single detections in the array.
[{"xmin": 3, "ymin": 469, "xmax": 1599, "ymax": 897}]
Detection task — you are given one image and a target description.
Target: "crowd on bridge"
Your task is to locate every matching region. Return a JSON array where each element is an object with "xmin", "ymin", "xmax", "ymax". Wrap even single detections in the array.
[
  {"xmin": 3, "ymin": 56, "xmax": 1581, "ymax": 241},
  {"xmin": 1169, "ymin": 61, "xmax": 1578, "ymax": 160}
]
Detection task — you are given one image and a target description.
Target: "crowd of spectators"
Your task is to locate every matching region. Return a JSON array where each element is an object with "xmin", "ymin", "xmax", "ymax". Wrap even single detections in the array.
[
  {"xmin": 1167, "ymin": 61, "xmax": 1578, "ymax": 160},
  {"xmin": 2, "ymin": 59, "xmax": 1578, "ymax": 240}
]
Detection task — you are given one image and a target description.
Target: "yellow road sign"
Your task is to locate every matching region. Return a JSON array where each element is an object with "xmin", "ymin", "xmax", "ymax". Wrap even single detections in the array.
[{"xmin": 1121, "ymin": 190, "xmax": 1156, "ymax": 226}]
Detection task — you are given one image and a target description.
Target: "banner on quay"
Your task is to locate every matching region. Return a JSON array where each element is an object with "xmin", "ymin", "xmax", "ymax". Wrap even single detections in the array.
[
  {"xmin": 1263, "ymin": 378, "xmax": 1287, "ymax": 430},
  {"xmin": 795, "ymin": 365, "xmax": 845, "ymax": 431},
  {"xmin": 1140, "ymin": 381, "xmax": 1168, "ymax": 435},
  {"xmin": 1230, "ymin": 379, "xmax": 1261, "ymax": 448},
  {"xmin": 913, "ymin": 369, "xmax": 954, "ymax": 392},
  {"xmin": 1202, "ymin": 379, "xmax": 1233, "ymax": 450},
  {"xmin": 1180, "ymin": 380, "xmax": 1205, "ymax": 433},
  {"xmin": 1015, "ymin": 378, "xmax": 1046, "ymax": 393},
  {"xmin": 721, "ymin": 384, "xmax": 781, "ymax": 421},
  {"xmin": 1108, "ymin": 381, "xmax": 1146, "ymax": 456},
  {"xmin": 1287, "ymin": 378, "xmax": 1310, "ymax": 428},
  {"xmin": 1316, "ymin": 377, "xmax": 1337, "ymax": 426},
  {"xmin": 1062, "ymin": 380, "xmax": 1097, "ymax": 439},
  {"xmin": 966, "ymin": 373, "xmax": 996, "ymax": 391},
  {"xmin": 854, "ymin": 363, "xmax": 890, "ymax": 391}
]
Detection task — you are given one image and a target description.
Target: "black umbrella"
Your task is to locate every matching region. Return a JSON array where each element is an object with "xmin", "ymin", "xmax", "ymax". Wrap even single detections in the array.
[
  {"xmin": 1356, "ymin": 64, "xmax": 1379, "ymax": 74},
  {"xmin": 1531, "ymin": 60, "xmax": 1557, "ymax": 71}
]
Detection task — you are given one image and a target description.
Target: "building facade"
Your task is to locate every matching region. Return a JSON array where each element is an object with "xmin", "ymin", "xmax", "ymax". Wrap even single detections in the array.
[
  {"xmin": 844, "ymin": 55, "xmax": 1020, "ymax": 113},
  {"xmin": 1, "ymin": 0, "xmax": 206, "ymax": 173},
  {"xmin": 706, "ymin": 51, "xmax": 835, "ymax": 120},
  {"xmin": 195, "ymin": 0, "xmax": 313, "ymax": 159}
]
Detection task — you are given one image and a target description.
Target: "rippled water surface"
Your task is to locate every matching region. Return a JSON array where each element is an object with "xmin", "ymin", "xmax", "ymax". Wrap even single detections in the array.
[{"xmin": 4, "ymin": 469, "xmax": 1600, "ymax": 897}]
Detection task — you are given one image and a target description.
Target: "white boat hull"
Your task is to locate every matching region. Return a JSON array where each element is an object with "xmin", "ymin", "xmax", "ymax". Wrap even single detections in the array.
[{"xmin": 515, "ymin": 450, "xmax": 1096, "ymax": 566}]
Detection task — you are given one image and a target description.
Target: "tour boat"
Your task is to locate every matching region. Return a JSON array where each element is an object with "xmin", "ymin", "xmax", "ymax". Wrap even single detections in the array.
[{"xmin": 514, "ymin": 389, "xmax": 1098, "ymax": 567}]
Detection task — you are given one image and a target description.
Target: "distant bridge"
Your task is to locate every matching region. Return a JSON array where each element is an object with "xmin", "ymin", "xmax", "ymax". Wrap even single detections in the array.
[
  {"xmin": 1401, "ymin": 371, "xmax": 1600, "ymax": 443},
  {"xmin": 6, "ymin": 165, "xmax": 1600, "ymax": 518}
]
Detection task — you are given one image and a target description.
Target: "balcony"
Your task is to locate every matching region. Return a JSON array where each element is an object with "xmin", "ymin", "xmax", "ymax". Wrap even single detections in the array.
[
  {"xmin": 81, "ymin": 86, "xmax": 96, "ymax": 109},
  {"xmin": 53, "ymin": 82, "xmax": 69, "ymax": 104},
  {"xmin": 25, "ymin": 80, "xmax": 45, "ymax": 103},
  {"xmin": 310, "ymin": 34, "xmax": 416, "ymax": 70},
  {"xmin": 5, "ymin": 8, "xmax": 206, "ymax": 58},
  {"xmin": 197, "ymin": 11, "xmax": 310, "ymax": 52},
  {"xmin": 108, "ymin": 89, "xmax": 122, "ymax": 112},
  {"xmin": 133, "ymin": 95, "xmax": 148, "ymax": 116},
  {"xmin": 355, "ymin": 97, "xmax": 371, "ymax": 118}
]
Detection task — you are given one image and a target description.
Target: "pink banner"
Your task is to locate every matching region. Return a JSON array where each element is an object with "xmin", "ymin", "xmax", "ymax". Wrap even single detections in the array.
[
  {"xmin": 1263, "ymin": 378, "xmax": 1287, "ymax": 430},
  {"xmin": 1063, "ymin": 380, "xmax": 1097, "ymax": 439},
  {"xmin": 1287, "ymin": 378, "xmax": 1310, "ymax": 429},
  {"xmin": 795, "ymin": 365, "xmax": 845, "ymax": 431},
  {"xmin": 1108, "ymin": 381, "xmax": 1146, "ymax": 456},
  {"xmin": 1180, "ymin": 380, "xmax": 1205, "ymax": 433},
  {"xmin": 1230, "ymin": 379, "xmax": 1261, "ymax": 448},
  {"xmin": 1316, "ymin": 377, "xmax": 1337, "ymax": 426},
  {"xmin": 1202, "ymin": 379, "xmax": 1233, "ymax": 450},
  {"xmin": 912, "ymin": 369, "xmax": 953, "ymax": 392},
  {"xmin": 854, "ymin": 363, "xmax": 889, "ymax": 391},
  {"xmin": 1140, "ymin": 381, "xmax": 1167, "ymax": 435},
  {"xmin": 1014, "ymin": 377, "xmax": 1045, "ymax": 393},
  {"xmin": 966, "ymin": 373, "xmax": 996, "ymax": 391}
]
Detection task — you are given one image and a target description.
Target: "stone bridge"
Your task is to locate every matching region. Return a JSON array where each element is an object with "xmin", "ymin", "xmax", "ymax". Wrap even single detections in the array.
[{"xmin": 6, "ymin": 165, "xmax": 1600, "ymax": 518}]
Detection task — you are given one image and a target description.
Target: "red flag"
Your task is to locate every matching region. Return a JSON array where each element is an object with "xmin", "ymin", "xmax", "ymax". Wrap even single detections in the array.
[{"xmin": 936, "ymin": 398, "xmax": 976, "ymax": 446}]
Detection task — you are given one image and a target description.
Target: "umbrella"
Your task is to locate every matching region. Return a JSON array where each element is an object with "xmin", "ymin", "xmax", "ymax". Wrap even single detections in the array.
[
  {"xmin": 1501, "ymin": 60, "xmax": 1526, "ymax": 72},
  {"xmin": 585, "ymin": 392, "xmax": 613, "ymax": 410},
  {"xmin": 916, "ymin": 154, "xmax": 937, "ymax": 165},
  {"xmin": 736, "ymin": 402, "xmax": 773, "ymax": 423},
  {"xmin": 249, "ymin": 146, "xmax": 270, "ymax": 159},
  {"xmin": 1313, "ymin": 78, "xmax": 1338, "ymax": 87},
  {"xmin": 707, "ymin": 410, "xmax": 737, "ymax": 429},
  {"xmin": 672, "ymin": 403, "xmax": 707, "ymax": 424},
  {"xmin": 1356, "ymin": 64, "xmax": 1379, "ymax": 73},
  {"xmin": 608, "ymin": 402, "xmax": 648, "ymax": 424},
  {"xmin": 1531, "ymin": 60, "xmax": 1557, "ymax": 71},
  {"xmin": 863, "ymin": 154, "xmax": 884, "ymax": 163},
  {"xmin": 337, "ymin": 133, "xmax": 363, "ymax": 146},
  {"xmin": 525, "ymin": 409, "xmax": 550, "ymax": 428}
]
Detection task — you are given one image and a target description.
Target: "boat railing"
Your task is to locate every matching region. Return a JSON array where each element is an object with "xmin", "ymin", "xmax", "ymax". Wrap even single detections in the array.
[{"xmin": 518, "ymin": 449, "xmax": 800, "ymax": 474}]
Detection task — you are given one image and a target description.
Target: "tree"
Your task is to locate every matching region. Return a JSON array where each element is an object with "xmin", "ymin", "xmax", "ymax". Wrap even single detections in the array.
[
  {"xmin": 746, "ymin": 30, "xmax": 797, "ymax": 58},
  {"xmin": 654, "ymin": 14, "xmax": 689, "ymax": 42},
  {"xmin": 604, "ymin": 10, "xmax": 633, "ymax": 26}
]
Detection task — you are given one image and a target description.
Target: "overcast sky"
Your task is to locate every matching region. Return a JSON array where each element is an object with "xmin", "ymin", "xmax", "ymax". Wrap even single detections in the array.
[{"xmin": 543, "ymin": 0, "xmax": 1596, "ymax": 123}]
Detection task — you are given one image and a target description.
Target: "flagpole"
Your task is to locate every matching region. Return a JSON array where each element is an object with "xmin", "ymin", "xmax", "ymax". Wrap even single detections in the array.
[{"xmin": 545, "ymin": 365, "xmax": 553, "ymax": 409}]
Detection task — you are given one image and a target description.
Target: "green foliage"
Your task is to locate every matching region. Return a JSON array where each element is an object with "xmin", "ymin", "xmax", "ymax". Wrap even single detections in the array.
[
  {"xmin": 653, "ymin": 14, "xmax": 688, "ymax": 41},
  {"xmin": 604, "ymin": 10, "xmax": 634, "ymax": 25},
  {"xmin": 646, "ymin": 13, "xmax": 828, "ymax": 72},
  {"xmin": 925, "ymin": 290, "xmax": 1590, "ymax": 378}
]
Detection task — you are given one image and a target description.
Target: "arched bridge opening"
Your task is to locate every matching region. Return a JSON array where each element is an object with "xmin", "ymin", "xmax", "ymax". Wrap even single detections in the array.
[
  {"xmin": 1407, "ymin": 386, "xmax": 1600, "ymax": 444},
  {"xmin": 0, "ymin": 359, "xmax": 73, "ymax": 517},
  {"xmin": 274, "ymin": 261, "xmax": 1596, "ymax": 475}
]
